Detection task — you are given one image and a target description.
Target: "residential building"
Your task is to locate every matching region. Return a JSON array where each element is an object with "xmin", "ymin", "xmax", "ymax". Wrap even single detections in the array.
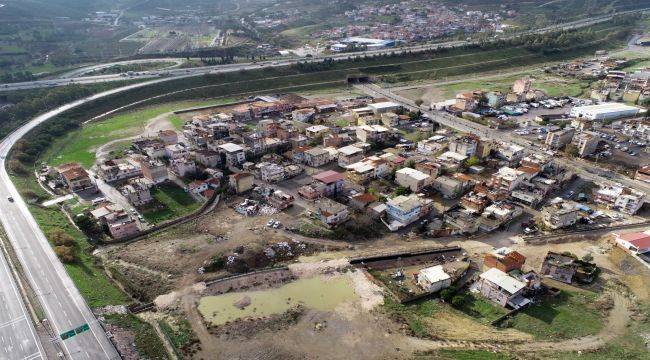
[
  {"xmin": 55, "ymin": 163, "xmax": 95, "ymax": 192},
  {"xmin": 165, "ymin": 144, "xmax": 190, "ymax": 159},
  {"xmin": 395, "ymin": 167, "xmax": 432, "ymax": 192},
  {"xmin": 97, "ymin": 159, "xmax": 142, "ymax": 183},
  {"xmin": 195, "ymin": 149, "xmax": 220, "ymax": 168},
  {"xmin": 444, "ymin": 210, "xmax": 481, "ymax": 234},
  {"xmin": 572, "ymin": 131, "xmax": 600, "ymax": 157},
  {"xmin": 472, "ymin": 268, "xmax": 528, "ymax": 308},
  {"xmin": 385, "ymin": 194, "xmax": 430, "ymax": 231},
  {"xmin": 484, "ymin": 247, "xmax": 526, "ymax": 273},
  {"xmin": 337, "ymin": 145, "xmax": 364, "ymax": 167},
  {"xmin": 312, "ymin": 170, "xmax": 345, "ymax": 197},
  {"xmin": 381, "ymin": 112, "xmax": 400, "ymax": 127},
  {"xmin": 541, "ymin": 201, "xmax": 580, "ymax": 229},
  {"xmin": 613, "ymin": 231, "xmax": 650, "ymax": 254},
  {"xmin": 170, "ymin": 158, "xmax": 196, "ymax": 177},
  {"xmin": 316, "ymin": 198, "xmax": 349, "ymax": 227},
  {"xmin": 356, "ymin": 125, "xmax": 389, "ymax": 143},
  {"xmin": 540, "ymin": 252, "xmax": 578, "ymax": 284},
  {"xmin": 432, "ymin": 175, "xmax": 465, "ymax": 199},
  {"xmin": 259, "ymin": 163, "xmax": 285, "ymax": 183},
  {"xmin": 158, "ymin": 129, "xmax": 178, "ymax": 145},
  {"xmin": 460, "ymin": 191, "xmax": 490, "ymax": 213},
  {"xmin": 188, "ymin": 180, "xmax": 209, "ymax": 195},
  {"xmin": 448, "ymin": 136, "xmax": 478, "ymax": 157},
  {"xmin": 229, "ymin": 172, "xmax": 254, "ymax": 193},
  {"xmin": 479, "ymin": 202, "xmax": 523, "ymax": 232},
  {"xmin": 138, "ymin": 158, "xmax": 168, "ymax": 184},
  {"xmin": 345, "ymin": 156, "xmax": 390, "ymax": 184},
  {"xmin": 594, "ymin": 185, "xmax": 646, "ymax": 215},
  {"xmin": 304, "ymin": 147, "xmax": 331, "ymax": 167},
  {"xmin": 496, "ymin": 143, "xmax": 525, "ymax": 164},
  {"xmin": 121, "ymin": 177, "xmax": 153, "ymax": 206},
  {"xmin": 349, "ymin": 193, "xmax": 377, "ymax": 210},
  {"xmin": 105, "ymin": 210, "xmax": 139, "ymax": 240},
  {"xmin": 489, "ymin": 167, "xmax": 525, "ymax": 192},
  {"xmin": 545, "ymin": 128, "xmax": 575, "ymax": 149},
  {"xmin": 219, "ymin": 143, "xmax": 246, "ymax": 167},
  {"xmin": 267, "ymin": 190, "xmax": 294, "ymax": 210},
  {"xmin": 417, "ymin": 265, "xmax": 452, "ymax": 293},
  {"xmin": 437, "ymin": 151, "xmax": 468, "ymax": 170},
  {"xmin": 417, "ymin": 135, "xmax": 446, "ymax": 155},
  {"xmin": 415, "ymin": 161, "xmax": 441, "ymax": 179},
  {"xmin": 305, "ymin": 125, "xmax": 331, "ymax": 138},
  {"xmin": 635, "ymin": 166, "xmax": 650, "ymax": 183}
]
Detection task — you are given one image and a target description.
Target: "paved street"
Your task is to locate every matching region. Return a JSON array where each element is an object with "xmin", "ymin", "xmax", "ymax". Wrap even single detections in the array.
[{"xmin": 0, "ymin": 250, "xmax": 44, "ymax": 360}]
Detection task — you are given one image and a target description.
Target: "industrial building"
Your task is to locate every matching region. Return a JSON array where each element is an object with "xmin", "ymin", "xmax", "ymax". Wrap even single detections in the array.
[{"xmin": 569, "ymin": 102, "xmax": 640, "ymax": 121}]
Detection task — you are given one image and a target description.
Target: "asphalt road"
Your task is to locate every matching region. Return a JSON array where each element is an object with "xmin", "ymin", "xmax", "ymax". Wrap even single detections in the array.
[
  {"xmin": 0, "ymin": 8, "xmax": 645, "ymax": 93},
  {"xmin": 0, "ymin": 78, "xmax": 177, "ymax": 360},
  {"xmin": 0, "ymin": 249, "xmax": 44, "ymax": 360}
]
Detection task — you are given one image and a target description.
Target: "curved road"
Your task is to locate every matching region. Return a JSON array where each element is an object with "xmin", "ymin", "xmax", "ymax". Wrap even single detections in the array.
[
  {"xmin": 0, "ymin": 8, "xmax": 647, "ymax": 93},
  {"xmin": 0, "ymin": 77, "xmax": 183, "ymax": 360}
]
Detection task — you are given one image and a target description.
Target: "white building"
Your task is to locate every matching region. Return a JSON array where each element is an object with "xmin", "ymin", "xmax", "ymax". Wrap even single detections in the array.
[
  {"xmin": 417, "ymin": 265, "xmax": 452, "ymax": 293},
  {"xmin": 594, "ymin": 185, "xmax": 646, "ymax": 215},
  {"xmin": 395, "ymin": 167, "xmax": 432, "ymax": 192},
  {"xmin": 570, "ymin": 102, "xmax": 640, "ymax": 121},
  {"xmin": 218, "ymin": 143, "xmax": 246, "ymax": 167},
  {"xmin": 337, "ymin": 145, "xmax": 364, "ymax": 167}
]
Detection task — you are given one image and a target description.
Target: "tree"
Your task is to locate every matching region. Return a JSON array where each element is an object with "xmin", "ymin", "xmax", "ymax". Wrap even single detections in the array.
[
  {"xmin": 582, "ymin": 253, "xmax": 594, "ymax": 263},
  {"xmin": 414, "ymin": 99, "xmax": 424, "ymax": 107},
  {"xmin": 393, "ymin": 186, "xmax": 409, "ymax": 197},
  {"xmin": 405, "ymin": 160, "xmax": 416, "ymax": 169},
  {"xmin": 440, "ymin": 288, "xmax": 455, "ymax": 302},
  {"xmin": 465, "ymin": 156, "xmax": 480, "ymax": 167},
  {"xmin": 47, "ymin": 228, "xmax": 75, "ymax": 247},
  {"xmin": 54, "ymin": 245, "xmax": 77, "ymax": 263},
  {"xmin": 451, "ymin": 294, "xmax": 466, "ymax": 307}
]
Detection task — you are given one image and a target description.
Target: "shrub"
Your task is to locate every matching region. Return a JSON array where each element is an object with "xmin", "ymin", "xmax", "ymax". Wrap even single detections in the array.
[
  {"xmin": 47, "ymin": 228, "xmax": 76, "ymax": 247},
  {"xmin": 54, "ymin": 245, "xmax": 77, "ymax": 263}
]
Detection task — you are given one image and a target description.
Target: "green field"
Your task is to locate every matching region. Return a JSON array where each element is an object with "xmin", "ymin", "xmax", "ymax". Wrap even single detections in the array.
[
  {"xmin": 43, "ymin": 100, "xmax": 222, "ymax": 168},
  {"xmin": 501, "ymin": 290, "xmax": 604, "ymax": 340},
  {"xmin": 430, "ymin": 349, "xmax": 512, "ymax": 360},
  {"xmin": 141, "ymin": 183, "xmax": 200, "ymax": 224},
  {"xmin": 455, "ymin": 292, "xmax": 508, "ymax": 324}
]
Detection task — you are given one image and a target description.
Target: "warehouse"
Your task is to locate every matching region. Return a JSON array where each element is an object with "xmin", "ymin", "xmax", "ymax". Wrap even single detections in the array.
[{"xmin": 569, "ymin": 102, "xmax": 640, "ymax": 121}]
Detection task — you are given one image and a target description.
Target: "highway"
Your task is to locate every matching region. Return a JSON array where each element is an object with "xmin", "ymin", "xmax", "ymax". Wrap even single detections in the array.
[
  {"xmin": 0, "ymin": 7, "xmax": 646, "ymax": 93},
  {"xmin": 355, "ymin": 83, "xmax": 650, "ymax": 197},
  {"xmin": 0, "ymin": 247, "xmax": 44, "ymax": 360},
  {"xmin": 0, "ymin": 77, "xmax": 179, "ymax": 360}
]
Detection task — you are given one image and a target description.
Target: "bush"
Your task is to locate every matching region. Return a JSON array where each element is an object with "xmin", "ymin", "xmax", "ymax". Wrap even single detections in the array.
[
  {"xmin": 48, "ymin": 228, "xmax": 76, "ymax": 247},
  {"xmin": 54, "ymin": 245, "xmax": 77, "ymax": 263},
  {"xmin": 451, "ymin": 294, "xmax": 467, "ymax": 307}
]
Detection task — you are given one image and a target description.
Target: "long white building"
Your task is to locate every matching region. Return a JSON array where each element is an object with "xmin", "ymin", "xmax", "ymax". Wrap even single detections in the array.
[{"xmin": 569, "ymin": 102, "xmax": 640, "ymax": 121}]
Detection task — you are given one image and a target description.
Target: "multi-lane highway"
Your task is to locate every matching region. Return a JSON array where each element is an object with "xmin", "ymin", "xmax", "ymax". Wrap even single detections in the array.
[
  {"xmin": 0, "ymin": 8, "xmax": 647, "ymax": 93},
  {"xmin": 0, "ymin": 247, "xmax": 44, "ymax": 360},
  {"xmin": 0, "ymin": 77, "xmax": 181, "ymax": 360}
]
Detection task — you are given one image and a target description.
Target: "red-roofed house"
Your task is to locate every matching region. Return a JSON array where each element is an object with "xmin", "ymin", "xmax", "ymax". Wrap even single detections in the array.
[
  {"xmin": 312, "ymin": 170, "xmax": 345, "ymax": 197},
  {"xmin": 614, "ymin": 231, "xmax": 650, "ymax": 254}
]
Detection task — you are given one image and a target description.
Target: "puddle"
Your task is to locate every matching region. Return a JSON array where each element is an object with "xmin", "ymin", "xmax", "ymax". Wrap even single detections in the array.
[{"xmin": 198, "ymin": 275, "xmax": 356, "ymax": 325}]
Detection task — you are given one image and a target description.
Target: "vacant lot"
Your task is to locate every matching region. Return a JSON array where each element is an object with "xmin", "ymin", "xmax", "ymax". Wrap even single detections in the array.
[
  {"xmin": 141, "ymin": 183, "xmax": 200, "ymax": 224},
  {"xmin": 41, "ymin": 100, "xmax": 228, "ymax": 168},
  {"xmin": 502, "ymin": 290, "xmax": 604, "ymax": 340}
]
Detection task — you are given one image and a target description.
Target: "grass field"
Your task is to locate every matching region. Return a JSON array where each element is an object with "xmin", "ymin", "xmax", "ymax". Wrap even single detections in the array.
[
  {"xmin": 141, "ymin": 183, "xmax": 200, "ymax": 224},
  {"xmin": 43, "ymin": 100, "xmax": 223, "ymax": 168},
  {"xmin": 502, "ymin": 290, "xmax": 604, "ymax": 340},
  {"xmin": 455, "ymin": 292, "xmax": 508, "ymax": 324}
]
